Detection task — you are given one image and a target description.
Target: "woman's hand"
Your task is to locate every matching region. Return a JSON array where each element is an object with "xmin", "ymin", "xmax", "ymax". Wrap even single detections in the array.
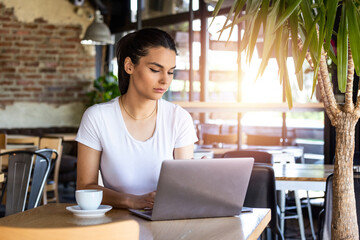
[{"xmin": 127, "ymin": 191, "xmax": 156, "ymax": 209}]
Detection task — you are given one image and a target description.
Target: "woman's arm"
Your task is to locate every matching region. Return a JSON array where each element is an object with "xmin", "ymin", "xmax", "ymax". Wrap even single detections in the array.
[
  {"xmin": 174, "ymin": 144, "xmax": 194, "ymax": 159},
  {"xmin": 77, "ymin": 143, "xmax": 155, "ymax": 209}
]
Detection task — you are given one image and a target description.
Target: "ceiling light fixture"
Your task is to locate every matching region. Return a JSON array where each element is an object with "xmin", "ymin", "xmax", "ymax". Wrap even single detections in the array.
[{"xmin": 81, "ymin": 10, "xmax": 114, "ymax": 45}]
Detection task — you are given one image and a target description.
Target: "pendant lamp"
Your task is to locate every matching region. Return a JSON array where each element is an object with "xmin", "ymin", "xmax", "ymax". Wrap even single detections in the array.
[{"xmin": 81, "ymin": 10, "xmax": 114, "ymax": 45}]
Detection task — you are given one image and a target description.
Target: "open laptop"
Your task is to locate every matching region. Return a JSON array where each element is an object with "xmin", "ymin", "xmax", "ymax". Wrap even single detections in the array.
[{"xmin": 129, "ymin": 158, "xmax": 254, "ymax": 221}]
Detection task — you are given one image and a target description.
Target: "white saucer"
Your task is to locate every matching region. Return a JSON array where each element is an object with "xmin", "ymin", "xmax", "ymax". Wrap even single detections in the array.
[{"xmin": 66, "ymin": 205, "xmax": 112, "ymax": 218}]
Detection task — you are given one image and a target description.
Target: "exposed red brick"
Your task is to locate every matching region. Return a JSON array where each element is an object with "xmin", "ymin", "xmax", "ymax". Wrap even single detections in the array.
[
  {"xmin": 21, "ymin": 49, "xmax": 41, "ymax": 55},
  {"xmin": 0, "ymin": 55, "xmax": 12, "ymax": 60},
  {"xmin": 63, "ymin": 50, "xmax": 78, "ymax": 55},
  {"xmin": 0, "ymin": 81, "xmax": 14, "ymax": 85},
  {"xmin": 4, "ymin": 74, "xmax": 21, "ymax": 79},
  {"xmin": 49, "ymin": 37, "xmax": 62, "ymax": 44},
  {"xmin": 2, "ymin": 49, "xmax": 20, "ymax": 54},
  {"xmin": 25, "ymin": 74, "xmax": 42, "ymax": 79},
  {"xmin": 18, "ymin": 68, "xmax": 37, "ymax": 73},
  {"xmin": 45, "ymin": 50, "xmax": 59, "ymax": 54},
  {"xmin": 0, "ymin": 3, "xmax": 5, "ymax": 8},
  {"xmin": 0, "ymin": 29, "xmax": 10, "ymax": 34},
  {"xmin": 3, "ymin": 8, "xmax": 14, "ymax": 15},
  {"xmin": 23, "ymin": 36, "xmax": 42, "ymax": 41},
  {"xmin": 0, "ymin": 42, "xmax": 12, "ymax": 47},
  {"xmin": 4, "ymin": 36, "xmax": 20, "ymax": 41},
  {"xmin": 65, "ymin": 37, "xmax": 80, "ymax": 42},
  {"xmin": 14, "ymin": 93, "xmax": 31, "ymax": 98},
  {"xmin": 1, "ymin": 68, "xmax": 16, "ymax": 73},
  {"xmin": 17, "ymin": 80, "xmax": 35, "ymax": 85},
  {"xmin": 40, "ymin": 68, "xmax": 56, "ymax": 73},
  {"xmin": 4, "ymin": 88, "xmax": 20, "ymax": 92},
  {"xmin": 24, "ymin": 87, "xmax": 42, "ymax": 91},
  {"xmin": 24, "ymin": 62, "xmax": 39, "ymax": 67},
  {"xmin": 56, "ymin": 92, "xmax": 74, "ymax": 97},
  {"xmin": 16, "ymin": 56, "xmax": 36, "ymax": 61},
  {"xmin": 59, "ymin": 69, "xmax": 75, "ymax": 73},
  {"xmin": 0, "ymin": 61, "xmax": 19, "ymax": 67},
  {"xmin": 63, "ymin": 63, "xmax": 82, "ymax": 68},
  {"xmin": 63, "ymin": 26, "xmax": 81, "ymax": 31},
  {"xmin": 60, "ymin": 44, "xmax": 76, "ymax": 49},
  {"xmin": 14, "ymin": 30, "xmax": 31, "ymax": 35},
  {"xmin": 45, "ymin": 75, "xmax": 62, "ymax": 79},
  {"xmin": 24, "ymin": 24, "xmax": 38, "ymax": 29},
  {"xmin": 59, "ymin": 57, "xmax": 74, "ymax": 62},
  {"xmin": 15, "ymin": 42, "xmax": 34, "ymax": 47},
  {"xmin": 3, "ymin": 23, "xmax": 21, "ymax": 28},
  {"xmin": 34, "ymin": 18, "xmax": 47, "ymax": 23},
  {"xmin": 44, "ymin": 25, "xmax": 57, "ymax": 30},
  {"xmin": 0, "ymin": 17, "xmax": 11, "ymax": 21},
  {"xmin": 37, "ymin": 30, "xmax": 52, "ymax": 36}
]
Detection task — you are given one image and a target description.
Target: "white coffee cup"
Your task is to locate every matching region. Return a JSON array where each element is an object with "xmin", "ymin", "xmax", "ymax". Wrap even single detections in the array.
[{"xmin": 75, "ymin": 189, "xmax": 103, "ymax": 210}]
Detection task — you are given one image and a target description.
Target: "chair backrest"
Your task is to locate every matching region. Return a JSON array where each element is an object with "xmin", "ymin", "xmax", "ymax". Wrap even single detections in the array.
[
  {"xmin": 0, "ymin": 220, "xmax": 140, "ymax": 240},
  {"xmin": 28, "ymin": 149, "xmax": 56, "ymax": 209},
  {"xmin": 319, "ymin": 172, "xmax": 360, "ymax": 240},
  {"xmin": 246, "ymin": 134, "xmax": 283, "ymax": 146},
  {"xmin": 223, "ymin": 150, "xmax": 273, "ymax": 164},
  {"xmin": 0, "ymin": 150, "xmax": 51, "ymax": 216},
  {"xmin": 203, "ymin": 133, "xmax": 238, "ymax": 145},
  {"xmin": 244, "ymin": 163, "xmax": 284, "ymax": 240},
  {"xmin": 0, "ymin": 133, "xmax": 6, "ymax": 149}
]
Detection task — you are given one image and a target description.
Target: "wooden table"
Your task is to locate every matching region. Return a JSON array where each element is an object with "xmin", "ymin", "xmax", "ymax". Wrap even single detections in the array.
[
  {"xmin": 6, "ymin": 135, "xmax": 40, "ymax": 146},
  {"xmin": 274, "ymin": 163, "xmax": 333, "ymax": 191},
  {"xmin": 0, "ymin": 203, "xmax": 271, "ymax": 240},
  {"xmin": 273, "ymin": 163, "xmax": 333, "ymax": 240},
  {"xmin": 43, "ymin": 133, "xmax": 77, "ymax": 142}
]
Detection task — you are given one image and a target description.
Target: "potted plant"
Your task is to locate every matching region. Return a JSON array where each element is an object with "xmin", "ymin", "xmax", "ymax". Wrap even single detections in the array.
[
  {"xmin": 87, "ymin": 72, "xmax": 120, "ymax": 106},
  {"xmin": 213, "ymin": 0, "xmax": 360, "ymax": 239}
]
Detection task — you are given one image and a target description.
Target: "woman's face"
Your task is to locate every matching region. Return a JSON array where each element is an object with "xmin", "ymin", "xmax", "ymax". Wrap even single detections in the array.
[{"xmin": 126, "ymin": 47, "xmax": 176, "ymax": 100}]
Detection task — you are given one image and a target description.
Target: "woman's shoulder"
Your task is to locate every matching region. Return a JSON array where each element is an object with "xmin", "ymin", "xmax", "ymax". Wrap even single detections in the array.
[
  {"xmin": 159, "ymin": 99, "xmax": 190, "ymax": 117},
  {"xmin": 83, "ymin": 97, "xmax": 119, "ymax": 116}
]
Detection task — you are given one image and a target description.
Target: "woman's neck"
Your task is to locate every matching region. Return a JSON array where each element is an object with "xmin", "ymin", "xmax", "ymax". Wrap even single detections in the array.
[{"xmin": 120, "ymin": 94, "xmax": 157, "ymax": 121}]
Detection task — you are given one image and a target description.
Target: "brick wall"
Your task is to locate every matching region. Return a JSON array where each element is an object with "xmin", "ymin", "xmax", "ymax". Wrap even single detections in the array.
[{"xmin": 0, "ymin": 3, "xmax": 95, "ymax": 107}]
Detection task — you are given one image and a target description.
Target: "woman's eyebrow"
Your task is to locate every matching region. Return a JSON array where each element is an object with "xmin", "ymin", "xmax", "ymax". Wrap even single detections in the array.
[{"xmin": 149, "ymin": 62, "xmax": 176, "ymax": 69}]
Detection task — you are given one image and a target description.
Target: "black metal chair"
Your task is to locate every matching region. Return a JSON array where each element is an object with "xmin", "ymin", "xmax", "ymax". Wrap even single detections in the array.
[
  {"xmin": 223, "ymin": 150, "xmax": 273, "ymax": 164},
  {"xmin": 318, "ymin": 172, "xmax": 360, "ymax": 240},
  {"xmin": 244, "ymin": 163, "xmax": 284, "ymax": 240},
  {"xmin": 0, "ymin": 150, "xmax": 53, "ymax": 216}
]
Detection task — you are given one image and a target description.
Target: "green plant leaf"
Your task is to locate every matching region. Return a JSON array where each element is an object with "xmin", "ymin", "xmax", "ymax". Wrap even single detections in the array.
[
  {"xmin": 295, "ymin": 15, "xmax": 320, "ymax": 74},
  {"xmin": 324, "ymin": 0, "xmax": 338, "ymax": 52},
  {"xmin": 346, "ymin": 0, "xmax": 360, "ymax": 74},
  {"xmin": 255, "ymin": 1, "xmax": 280, "ymax": 79},
  {"xmin": 337, "ymin": 4, "xmax": 348, "ymax": 93},
  {"xmin": 210, "ymin": 0, "xmax": 225, "ymax": 27},
  {"xmin": 274, "ymin": 0, "xmax": 302, "ymax": 31},
  {"xmin": 289, "ymin": 9, "xmax": 303, "ymax": 91}
]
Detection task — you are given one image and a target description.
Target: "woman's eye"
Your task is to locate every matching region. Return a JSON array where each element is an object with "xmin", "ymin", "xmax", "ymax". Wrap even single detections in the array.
[
  {"xmin": 150, "ymin": 68, "xmax": 159, "ymax": 73},
  {"xmin": 168, "ymin": 72, "xmax": 174, "ymax": 75}
]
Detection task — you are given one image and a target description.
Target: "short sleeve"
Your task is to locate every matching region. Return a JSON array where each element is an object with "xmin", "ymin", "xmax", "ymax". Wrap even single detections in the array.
[
  {"xmin": 75, "ymin": 106, "xmax": 103, "ymax": 151},
  {"xmin": 174, "ymin": 107, "xmax": 198, "ymax": 148}
]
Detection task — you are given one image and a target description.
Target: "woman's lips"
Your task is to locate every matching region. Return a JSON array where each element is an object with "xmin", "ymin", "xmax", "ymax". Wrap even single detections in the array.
[{"xmin": 154, "ymin": 88, "xmax": 166, "ymax": 93}]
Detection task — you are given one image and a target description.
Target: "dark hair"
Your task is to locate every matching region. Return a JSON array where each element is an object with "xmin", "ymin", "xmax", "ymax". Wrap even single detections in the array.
[{"xmin": 116, "ymin": 28, "xmax": 177, "ymax": 95}]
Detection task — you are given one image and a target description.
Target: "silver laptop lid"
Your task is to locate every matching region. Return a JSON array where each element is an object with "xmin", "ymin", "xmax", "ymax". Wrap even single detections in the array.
[{"xmin": 151, "ymin": 158, "xmax": 254, "ymax": 220}]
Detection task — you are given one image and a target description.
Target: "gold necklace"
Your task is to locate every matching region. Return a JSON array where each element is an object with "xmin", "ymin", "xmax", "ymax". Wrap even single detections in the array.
[{"xmin": 120, "ymin": 96, "xmax": 157, "ymax": 120}]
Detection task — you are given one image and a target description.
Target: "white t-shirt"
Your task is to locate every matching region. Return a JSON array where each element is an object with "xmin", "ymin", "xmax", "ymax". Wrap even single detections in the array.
[{"xmin": 75, "ymin": 97, "xmax": 198, "ymax": 195}]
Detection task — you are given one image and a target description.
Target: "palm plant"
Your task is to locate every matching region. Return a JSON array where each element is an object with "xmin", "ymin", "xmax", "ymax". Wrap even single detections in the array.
[{"xmin": 212, "ymin": 0, "xmax": 360, "ymax": 239}]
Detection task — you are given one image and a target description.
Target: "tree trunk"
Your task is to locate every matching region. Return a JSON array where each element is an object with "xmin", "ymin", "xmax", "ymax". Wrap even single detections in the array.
[{"xmin": 332, "ymin": 113, "xmax": 359, "ymax": 240}]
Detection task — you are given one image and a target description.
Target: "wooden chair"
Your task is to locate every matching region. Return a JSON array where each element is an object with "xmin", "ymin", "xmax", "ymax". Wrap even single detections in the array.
[
  {"xmin": 6, "ymin": 135, "xmax": 40, "ymax": 146},
  {"xmin": 0, "ymin": 220, "xmax": 140, "ymax": 240},
  {"xmin": 202, "ymin": 133, "xmax": 238, "ymax": 145},
  {"xmin": 246, "ymin": 134, "xmax": 283, "ymax": 146},
  {"xmin": 39, "ymin": 137, "xmax": 63, "ymax": 204},
  {"xmin": 0, "ymin": 133, "xmax": 6, "ymax": 149},
  {"xmin": 0, "ymin": 150, "xmax": 52, "ymax": 216}
]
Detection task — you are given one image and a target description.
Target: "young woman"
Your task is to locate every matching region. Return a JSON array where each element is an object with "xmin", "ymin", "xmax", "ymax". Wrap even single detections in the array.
[{"xmin": 76, "ymin": 28, "xmax": 198, "ymax": 209}]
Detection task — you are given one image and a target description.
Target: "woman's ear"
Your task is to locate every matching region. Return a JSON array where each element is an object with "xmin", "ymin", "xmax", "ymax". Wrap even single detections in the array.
[{"xmin": 124, "ymin": 57, "xmax": 134, "ymax": 74}]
